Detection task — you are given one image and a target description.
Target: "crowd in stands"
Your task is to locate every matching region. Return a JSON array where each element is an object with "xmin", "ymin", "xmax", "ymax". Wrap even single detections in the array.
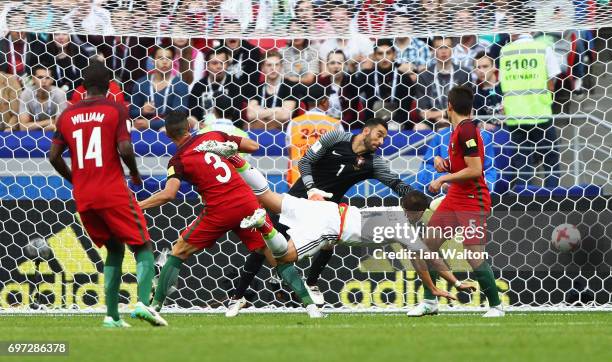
[
  {"xmin": 0, "ymin": 0, "xmax": 598, "ymax": 133},
  {"xmin": 0, "ymin": 0, "xmax": 603, "ymax": 190}
]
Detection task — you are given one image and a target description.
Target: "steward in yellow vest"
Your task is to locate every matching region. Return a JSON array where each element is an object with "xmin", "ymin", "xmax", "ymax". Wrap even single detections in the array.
[
  {"xmin": 499, "ymin": 34, "xmax": 561, "ymax": 188},
  {"xmin": 499, "ymin": 34, "xmax": 558, "ymax": 126}
]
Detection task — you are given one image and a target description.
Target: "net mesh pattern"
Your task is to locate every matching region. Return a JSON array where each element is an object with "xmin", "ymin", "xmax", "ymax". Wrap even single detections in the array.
[{"xmin": 0, "ymin": 0, "xmax": 611, "ymax": 312}]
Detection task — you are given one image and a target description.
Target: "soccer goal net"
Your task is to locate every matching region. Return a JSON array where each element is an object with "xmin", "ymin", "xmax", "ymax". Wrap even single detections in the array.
[{"xmin": 0, "ymin": 0, "xmax": 611, "ymax": 313}]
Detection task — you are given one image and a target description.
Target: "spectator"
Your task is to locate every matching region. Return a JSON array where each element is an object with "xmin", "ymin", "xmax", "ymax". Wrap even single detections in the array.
[
  {"xmin": 61, "ymin": 1, "xmax": 116, "ymax": 59},
  {"xmin": 392, "ymin": 16, "xmax": 431, "ymax": 82},
  {"xmin": 18, "ymin": 65, "xmax": 67, "ymax": 131},
  {"xmin": 39, "ymin": 33, "xmax": 91, "ymax": 99},
  {"xmin": 291, "ymin": 0, "xmax": 317, "ymax": 34},
  {"xmin": 107, "ymin": 35, "xmax": 156, "ymax": 94},
  {"xmin": 171, "ymin": 34, "xmax": 205, "ymax": 90},
  {"xmin": 222, "ymin": 20, "xmax": 262, "ymax": 89},
  {"xmin": 357, "ymin": 39, "xmax": 414, "ymax": 130},
  {"xmin": 532, "ymin": 0, "xmax": 575, "ymax": 30},
  {"xmin": 70, "ymin": 79, "xmax": 126, "ymax": 105},
  {"xmin": 0, "ymin": 3, "xmax": 24, "ymax": 36},
  {"xmin": 143, "ymin": 0, "xmax": 171, "ymax": 38},
  {"xmin": 219, "ymin": 0, "xmax": 254, "ymax": 32},
  {"xmin": 0, "ymin": 70, "xmax": 21, "ymax": 131},
  {"xmin": 317, "ymin": 50, "xmax": 360, "ymax": 129},
  {"xmin": 24, "ymin": 1, "xmax": 58, "ymax": 40},
  {"xmin": 472, "ymin": 51, "xmax": 502, "ymax": 129},
  {"xmin": 245, "ymin": 50, "xmax": 298, "ymax": 130},
  {"xmin": 499, "ymin": 32, "xmax": 561, "ymax": 188},
  {"xmin": 0, "ymin": 32, "xmax": 39, "ymax": 77},
  {"xmin": 130, "ymin": 46, "xmax": 190, "ymax": 130},
  {"xmin": 62, "ymin": 0, "xmax": 116, "ymax": 36},
  {"xmin": 181, "ymin": 0, "xmax": 221, "ymax": 34},
  {"xmin": 452, "ymin": 9, "xmax": 489, "ymax": 72},
  {"xmin": 318, "ymin": 1, "xmax": 374, "ymax": 73},
  {"xmin": 198, "ymin": 95, "xmax": 249, "ymax": 137},
  {"xmin": 419, "ymin": 0, "xmax": 444, "ymax": 32},
  {"xmin": 189, "ymin": 47, "xmax": 245, "ymax": 126},
  {"xmin": 414, "ymin": 36, "xmax": 471, "ymax": 130},
  {"xmin": 357, "ymin": 0, "xmax": 393, "ymax": 35},
  {"xmin": 254, "ymin": 0, "xmax": 296, "ymax": 31},
  {"xmin": 281, "ymin": 19, "xmax": 320, "ymax": 99}
]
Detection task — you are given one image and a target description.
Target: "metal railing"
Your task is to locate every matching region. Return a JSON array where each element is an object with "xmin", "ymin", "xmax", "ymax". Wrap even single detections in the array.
[{"xmin": 385, "ymin": 113, "xmax": 611, "ymax": 191}]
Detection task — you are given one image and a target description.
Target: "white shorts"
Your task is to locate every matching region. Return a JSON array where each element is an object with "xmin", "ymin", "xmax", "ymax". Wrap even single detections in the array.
[
  {"xmin": 279, "ymin": 194, "xmax": 341, "ymax": 260},
  {"xmin": 278, "ymin": 196, "xmax": 429, "ymax": 261}
]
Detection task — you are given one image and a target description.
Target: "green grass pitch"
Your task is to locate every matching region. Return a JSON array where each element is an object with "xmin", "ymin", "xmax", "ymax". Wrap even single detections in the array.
[{"xmin": 2, "ymin": 312, "xmax": 611, "ymax": 362}]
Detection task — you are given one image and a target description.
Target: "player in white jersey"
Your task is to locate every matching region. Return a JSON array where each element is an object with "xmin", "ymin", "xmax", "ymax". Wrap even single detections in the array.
[
  {"xmin": 198, "ymin": 138, "xmax": 475, "ymax": 305},
  {"xmin": 239, "ymin": 187, "xmax": 475, "ymax": 301}
]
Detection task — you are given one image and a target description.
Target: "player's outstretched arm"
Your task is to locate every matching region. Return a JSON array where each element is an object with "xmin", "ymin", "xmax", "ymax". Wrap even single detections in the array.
[
  {"xmin": 118, "ymin": 140, "xmax": 142, "ymax": 185},
  {"xmin": 138, "ymin": 178, "xmax": 181, "ymax": 210},
  {"xmin": 372, "ymin": 157, "xmax": 413, "ymax": 197},
  {"xmin": 49, "ymin": 143, "xmax": 72, "ymax": 183},
  {"xmin": 410, "ymin": 257, "xmax": 457, "ymax": 301}
]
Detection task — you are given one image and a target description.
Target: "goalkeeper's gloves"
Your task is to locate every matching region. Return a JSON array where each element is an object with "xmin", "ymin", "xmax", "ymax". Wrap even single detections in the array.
[{"xmin": 307, "ymin": 188, "xmax": 333, "ymax": 200}]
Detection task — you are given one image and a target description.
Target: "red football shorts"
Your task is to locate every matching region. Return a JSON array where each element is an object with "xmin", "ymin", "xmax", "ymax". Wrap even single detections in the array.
[
  {"xmin": 427, "ymin": 197, "xmax": 490, "ymax": 245},
  {"xmin": 181, "ymin": 200, "xmax": 265, "ymax": 251},
  {"xmin": 79, "ymin": 203, "xmax": 150, "ymax": 248}
]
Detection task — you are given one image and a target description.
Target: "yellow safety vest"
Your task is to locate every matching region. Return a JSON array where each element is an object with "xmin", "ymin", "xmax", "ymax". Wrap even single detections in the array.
[{"xmin": 499, "ymin": 40, "xmax": 553, "ymax": 126}]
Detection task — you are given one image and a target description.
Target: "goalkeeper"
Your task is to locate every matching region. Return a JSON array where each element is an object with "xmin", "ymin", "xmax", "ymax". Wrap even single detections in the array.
[
  {"xmin": 198, "ymin": 141, "xmax": 475, "ymax": 304},
  {"xmin": 225, "ymin": 118, "xmax": 415, "ymax": 315}
]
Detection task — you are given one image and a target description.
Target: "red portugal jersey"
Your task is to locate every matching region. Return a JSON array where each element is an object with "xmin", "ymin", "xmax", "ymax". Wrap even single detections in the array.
[
  {"xmin": 166, "ymin": 131, "xmax": 257, "ymax": 209},
  {"xmin": 447, "ymin": 119, "xmax": 491, "ymax": 209},
  {"xmin": 53, "ymin": 97, "xmax": 133, "ymax": 212}
]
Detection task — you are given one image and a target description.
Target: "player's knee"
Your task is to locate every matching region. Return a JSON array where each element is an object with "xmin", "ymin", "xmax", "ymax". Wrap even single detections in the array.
[
  {"xmin": 278, "ymin": 242, "xmax": 298, "ymax": 263},
  {"xmin": 277, "ymin": 254, "xmax": 297, "ymax": 264}
]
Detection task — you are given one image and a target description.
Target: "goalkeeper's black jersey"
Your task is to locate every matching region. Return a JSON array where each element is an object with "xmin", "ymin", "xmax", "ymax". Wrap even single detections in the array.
[{"xmin": 289, "ymin": 130, "xmax": 411, "ymax": 203}]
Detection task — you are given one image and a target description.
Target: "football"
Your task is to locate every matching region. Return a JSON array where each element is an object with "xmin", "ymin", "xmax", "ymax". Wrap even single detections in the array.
[{"xmin": 551, "ymin": 224, "xmax": 582, "ymax": 252}]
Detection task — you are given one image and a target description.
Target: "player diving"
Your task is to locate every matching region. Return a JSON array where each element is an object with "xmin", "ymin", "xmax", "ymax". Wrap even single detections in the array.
[{"xmin": 198, "ymin": 139, "xmax": 476, "ymax": 302}]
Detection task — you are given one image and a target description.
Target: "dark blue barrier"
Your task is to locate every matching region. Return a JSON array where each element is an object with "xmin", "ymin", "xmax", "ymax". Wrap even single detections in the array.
[
  {"xmin": 1, "ymin": 174, "xmax": 425, "ymax": 201},
  {"xmin": 2, "ymin": 128, "xmax": 602, "ymax": 200},
  {"xmin": 0, "ymin": 129, "xmax": 434, "ymax": 158},
  {"xmin": 512, "ymin": 184, "xmax": 602, "ymax": 198}
]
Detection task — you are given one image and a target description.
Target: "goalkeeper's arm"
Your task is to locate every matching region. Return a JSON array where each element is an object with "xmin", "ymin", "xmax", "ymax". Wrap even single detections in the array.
[{"xmin": 372, "ymin": 156, "xmax": 412, "ymax": 197}]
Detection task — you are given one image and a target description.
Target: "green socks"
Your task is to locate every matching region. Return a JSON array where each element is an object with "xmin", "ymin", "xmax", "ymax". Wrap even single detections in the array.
[
  {"xmin": 104, "ymin": 250, "xmax": 124, "ymax": 321},
  {"xmin": 473, "ymin": 262, "xmax": 501, "ymax": 307},
  {"xmin": 422, "ymin": 271, "xmax": 439, "ymax": 301},
  {"xmin": 276, "ymin": 264, "xmax": 314, "ymax": 305},
  {"xmin": 152, "ymin": 255, "xmax": 183, "ymax": 311},
  {"xmin": 135, "ymin": 249, "xmax": 155, "ymax": 306}
]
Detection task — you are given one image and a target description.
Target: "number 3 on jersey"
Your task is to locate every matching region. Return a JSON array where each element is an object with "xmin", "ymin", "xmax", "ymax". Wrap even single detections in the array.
[
  {"xmin": 72, "ymin": 127, "xmax": 102, "ymax": 169},
  {"xmin": 204, "ymin": 153, "xmax": 231, "ymax": 183}
]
